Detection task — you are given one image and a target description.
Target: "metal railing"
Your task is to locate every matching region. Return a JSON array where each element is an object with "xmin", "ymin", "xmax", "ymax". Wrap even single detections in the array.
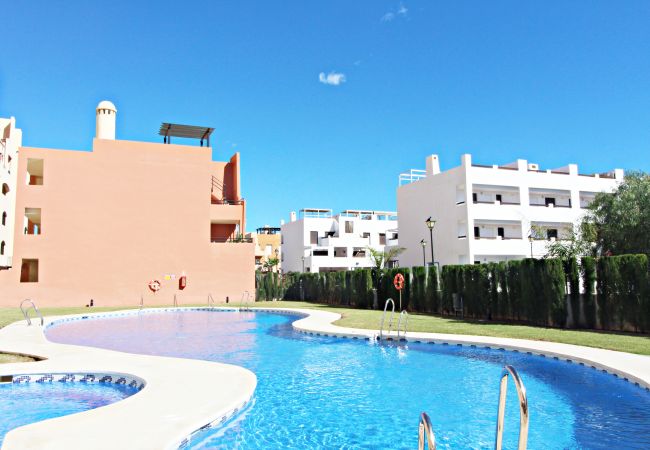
[
  {"xmin": 495, "ymin": 365, "xmax": 529, "ymax": 450},
  {"xmin": 208, "ymin": 294, "xmax": 214, "ymax": 307},
  {"xmin": 378, "ymin": 298, "xmax": 395, "ymax": 339},
  {"xmin": 210, "ymin": 236, "xmax": 253, "ymax": 243},
  {"xmin": 240, "ymin": 291, "xmax": 251, "ymax": 310},
  {"xmin": 397, "ymin": 310, "xmax": 409, "ymax": 339},
  {"xmin": 418, "ymin": 412, "xmax": 436, "ymax": 450},
  {"xmin": 20, "ymin": 299, "xmax": 43, "ymax": 326}
]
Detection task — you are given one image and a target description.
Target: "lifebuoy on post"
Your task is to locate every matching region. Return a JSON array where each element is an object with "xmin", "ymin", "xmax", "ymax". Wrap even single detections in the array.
[
  {"xmin": 148, "ymin": 280, "xmax": 161, "ymax": 293},
  {"xmin": 393, "ymin": 273, "xmax": 405, "ymax": 291}
]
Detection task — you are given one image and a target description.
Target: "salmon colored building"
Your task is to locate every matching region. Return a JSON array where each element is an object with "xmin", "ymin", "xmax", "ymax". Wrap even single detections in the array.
[{"xmin": 0, "ymin": 101, "xmax": 254, "ymax": 307}]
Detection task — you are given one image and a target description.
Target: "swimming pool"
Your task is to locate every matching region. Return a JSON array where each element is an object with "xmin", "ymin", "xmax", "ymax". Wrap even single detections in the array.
[
  {"xmin": 0, "ymin": 375, "xmax": 140, "ymax": 446},
  {"xmin": 46, "ymin": 310, "xmax": 650, "ymax": 449}
]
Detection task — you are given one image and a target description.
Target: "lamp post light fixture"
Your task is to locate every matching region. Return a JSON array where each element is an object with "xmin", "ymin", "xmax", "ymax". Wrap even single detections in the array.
[
  {"xmin": 425, "ymin": 217, "xmax": 436, "ymax": 266},
  {"xmin": 301, "ymin": 255, "xmax": 305, "ymax": 272},
  {"xmin": 528, "ymin": 234, "xmax": 534, "ymax": 258},
  {"xmin": 420, "ymin": 239, "xmax": 427, "ymax": 267}
]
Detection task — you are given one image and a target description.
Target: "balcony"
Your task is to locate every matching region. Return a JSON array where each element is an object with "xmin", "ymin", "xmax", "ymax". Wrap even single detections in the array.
[
  {"xmin": 529, "ymin": 188, "xmax": 572, "ymax": 208},
  {"xmin": 472, "ymin": 184, "xmax": 521, "ymax": 206}
]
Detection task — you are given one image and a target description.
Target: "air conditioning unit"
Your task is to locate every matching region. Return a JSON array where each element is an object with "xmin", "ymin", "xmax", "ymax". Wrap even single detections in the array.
[{"xmin": 528, "ymin": 163, "xmax": 539, "ymax": 171}]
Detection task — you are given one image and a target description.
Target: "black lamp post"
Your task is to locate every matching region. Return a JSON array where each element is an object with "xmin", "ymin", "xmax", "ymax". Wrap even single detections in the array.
[
  {"xmin": 425, "ymin": 217, "xmax": 436, "ymax": 266},
  {"xmin": 420, "ymin": 239, "xmax": 427, "ymax": 266},
  {"xmin": 528, "ymin": 234, "xmax": 534, "ymax": 258}
]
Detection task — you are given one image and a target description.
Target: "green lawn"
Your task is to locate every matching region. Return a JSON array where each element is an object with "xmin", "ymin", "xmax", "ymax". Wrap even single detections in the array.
[{"xmin": 1, "ymin": 302, "xmax": 649, "ymax": 356}]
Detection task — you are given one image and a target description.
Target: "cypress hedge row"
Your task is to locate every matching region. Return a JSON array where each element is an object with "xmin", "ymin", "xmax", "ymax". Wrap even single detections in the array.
[{"xmin": 255, "ymin": 254, "xmax": 650, "ymax": 332}]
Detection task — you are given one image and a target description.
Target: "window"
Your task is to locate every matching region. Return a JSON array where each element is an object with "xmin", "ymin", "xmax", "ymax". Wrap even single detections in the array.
[
  {"xmin": 345, "ymin": 221, "xmax": 354, "ymax": 233},
  {"xmin": 496, "ymin": 194, "xmax": 502, "ymax": 203},
  {"xmin": 0, "ymin": 241, "xmax": 4, "ymax": 255},
  {"xmin": 1, "ymin": 211, "xmax": 6, "ymax": 226},
  {"xmin": 545, "ymin": 197, "xmax": 556, "ymax": 207},
  {"xmin": 353, "ymin": 248, "xmax": 366, "ymax": 257},
  {"xmin": 26, "ymin": 159, "xmax": 44, "ymax": 185},
  {"xmin": 362, "ymin": 232, "xmax": 370, "ymax": 239},
  {"xmin": 313, "ymin": 249, "xmax": 328, "ymax": 256},
  {"xmin": 547, "ymin": 229, "xmax": 558, "ymax": 240},
  {"xmin": 497, "ymin": 227, "xmax": 505, "ymax": 238},
  {"xmin": 20, "ymin": 259, "xmax": 39, "ymax": 282},
  {"xmin": 474, "ymin": 227, "xmax": 480, "ymax": 238},
  {"xmin": 1, "ymin": 183, "xmax": 9, "ymax": 195},
  {"xmin": 24, "ymin": 208, "xmax": 42, "ymax": 235},
  {"xmin": 334, "ymin": 247, "xmax": 347, "ymax": 257},
  {"xmin": 392, "ymin": 233, "xmax": 398, "ymax": 240},
  {"xmin": 379, "ymin": 233, "xmax": 386, "ymax": 245},
  {"xmin": 310, "ymin": 231, "xmax": 318, "ymax": 244},
  {"xmin": 472, "ymin": 193, "xmax": 478, "ymax": 203}
]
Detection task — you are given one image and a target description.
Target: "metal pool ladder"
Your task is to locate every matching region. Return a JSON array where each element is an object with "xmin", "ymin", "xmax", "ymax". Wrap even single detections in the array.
[
  {"xmin": 495, "ymin": 365, "xmax": 529, "ymax": 450},
  {"xmin": 418, "ymin": 412, "xmax": 436, "ymax": 449},
  {"xmin": 20, "ymin": 299, "xmax": 43, "ymax": 326},
  {"xmin": 397, "ymin": 310, "xmax": 409, "ymax": 339},
  {"xmin": 378, "ymin": 298, "xmax": 395, "ymax": 339},
  {"xmin": 240, "ymin": 291, "xmax": 251, "ymax": 311}
]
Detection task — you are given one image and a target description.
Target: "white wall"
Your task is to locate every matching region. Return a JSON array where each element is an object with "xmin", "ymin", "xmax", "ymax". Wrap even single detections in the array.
[
  {"xmin": 398, "ymin": 154, "xmax": 623, "ymax": 267},
  {"xmin": 0, "ymin": 118, "xmax": 21, "ymax": 268},
  {"xmin": 281, "ymin": 212, "xmax": 398, "ymax": 273}
]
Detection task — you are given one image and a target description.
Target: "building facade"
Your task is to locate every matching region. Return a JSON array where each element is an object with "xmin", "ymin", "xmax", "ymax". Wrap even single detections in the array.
[
  {"xmin": 0, "ymin": 101, "xmax": 254, "ymax": 307},
  {"xmin": 397, "ymin": 154, "xmax": 623, "ymax": 268},
  {"xmin": 248, "ymin": 226, "xmax": 282, "ymax": 272},
  {"xmin": 281, "ymin": 209, "xmax": 398, "ymax": 273},
  {"xmin": 0, "ymin": 117, "xmax": 22, "ymax": 270}
]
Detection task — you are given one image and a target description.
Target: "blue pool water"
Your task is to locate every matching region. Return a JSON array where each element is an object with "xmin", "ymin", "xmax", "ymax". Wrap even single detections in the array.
[
  {"xmin": 0, "ymin": 380, "xmax": 137, "ymax": 445},
  {"xmin": 46, "ymin": 310, "xmax": 650, "ymax": 449}
]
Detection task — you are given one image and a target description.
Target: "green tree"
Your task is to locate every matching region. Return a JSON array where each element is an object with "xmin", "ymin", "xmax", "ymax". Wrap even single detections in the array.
[
  {"xmin": 583, "ymin": 172, "xmax": 650, "ymax": 256},
  {"xmin": 367, "ymin": 246, "xmax": 405, "ymax": 288}
]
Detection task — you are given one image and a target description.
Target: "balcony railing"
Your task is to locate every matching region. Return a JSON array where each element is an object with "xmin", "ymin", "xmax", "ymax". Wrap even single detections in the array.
[
  {"xmin": 210, "ymin": 236, "xmax": 253, "ymax": 243},
  {"xmin": 211, "ymin": 198, "xmax": 245, "ymax": 205}
]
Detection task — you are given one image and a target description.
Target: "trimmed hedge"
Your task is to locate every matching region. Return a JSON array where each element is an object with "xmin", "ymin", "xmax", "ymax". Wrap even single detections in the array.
[{"xmin": 256, "ymin": 253, "xmax": 649, "ymax": 333}]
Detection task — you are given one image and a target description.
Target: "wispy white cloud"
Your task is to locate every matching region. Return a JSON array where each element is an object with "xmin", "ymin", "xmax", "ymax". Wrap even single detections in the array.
[
  {"xmin": 318, "ymin": 72, "xmax": 346, "ymax": 86},
  {"xmin": 381, "ymin": 3, "xmax": 408, "ymax": 23},
  {"xmin": 381, "ymin": 12, "xmax": 395, "ymax": 22}
]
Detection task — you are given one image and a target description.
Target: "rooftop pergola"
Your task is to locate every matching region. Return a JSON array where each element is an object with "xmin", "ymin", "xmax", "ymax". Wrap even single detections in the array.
[{"xmin": 159, "ymin": 123, "xmax": 215, "ymax": 147}]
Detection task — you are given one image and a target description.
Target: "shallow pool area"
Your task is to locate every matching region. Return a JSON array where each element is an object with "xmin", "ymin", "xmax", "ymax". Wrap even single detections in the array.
[
  {"xmin": 45, "ymin": 310, "xmax": 650, "ymax": 449},
  {"xmin": 0, "ymin": 377, "xmax": 139, "ymax": 446}
]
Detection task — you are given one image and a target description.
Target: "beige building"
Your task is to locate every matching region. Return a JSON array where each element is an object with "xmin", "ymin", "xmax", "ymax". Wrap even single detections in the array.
[
  {"xmin": 248, "ymin": 226, "xmax": 281, "ymax": 272},
  {"xmin": 0, "ymin": 101, "xmax": 254, "ymax": 307}
]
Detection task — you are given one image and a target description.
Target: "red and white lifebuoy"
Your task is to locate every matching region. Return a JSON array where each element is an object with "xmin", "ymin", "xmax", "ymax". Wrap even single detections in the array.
[
  {"xmin": 393, "ymin": 273, "xmax": 405, "ymax": 291},
  {"xmin": 148, "ymin": 280, "xmax": 161, "ymax": 293}
]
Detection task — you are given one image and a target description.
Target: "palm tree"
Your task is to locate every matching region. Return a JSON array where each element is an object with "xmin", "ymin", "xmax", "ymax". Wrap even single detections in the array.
[{"xmin": 366, "ymin": 246, "xmax": 405, "ymax": 271}]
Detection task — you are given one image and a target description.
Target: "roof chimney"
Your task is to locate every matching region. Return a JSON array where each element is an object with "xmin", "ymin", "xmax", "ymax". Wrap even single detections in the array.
[{"xmin": 95, "ymin": 100, "xmax": 117, "ymax": 140}]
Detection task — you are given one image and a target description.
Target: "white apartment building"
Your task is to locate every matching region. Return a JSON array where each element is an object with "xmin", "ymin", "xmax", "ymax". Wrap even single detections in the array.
[
  {"xmin": 397, "ymin": 154, "xmax": 623, "ymax": 267},
  {"xmin": 281, "ymin": 209, "xmax": 398, "ymax": 273},
  {"xmin": 0, "ymin": 118, "xmax": 22, "ymax": 269}
]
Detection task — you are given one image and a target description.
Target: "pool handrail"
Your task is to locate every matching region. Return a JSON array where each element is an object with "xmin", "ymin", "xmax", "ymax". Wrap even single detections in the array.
[
  {"xmin": 418, "ymin": 412, "xmax": 436, "ymax": 449},
  {"xmin": 397, "ymin": 310, "xmax": 409, "ymax": 339},
  {"xmin": 139, "ymin": 294, "xmax": 144, "ymax": 310},
  {"xmin": 379, "ymin": 298, "xmax": 395, "ymax": 339},
  {"xmin": 20, "ymin": 299, "xmax": 44, "ymax": 326},
  {"xmin": 173, "ymin": 294, "xmax": 178, "ymax": 308},
  {"xmin": 208, "ymin": 293, "xmax": 214, "ymax": 307},
  {"xmin": 495, "ymin": 365, "xmax": 529, "ymax": 450}
]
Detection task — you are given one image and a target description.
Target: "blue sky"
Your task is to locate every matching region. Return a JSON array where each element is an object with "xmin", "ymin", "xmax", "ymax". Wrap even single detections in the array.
[{"xmin": 2, "ymin": 1, "xmax": 649, "ymax": 230}]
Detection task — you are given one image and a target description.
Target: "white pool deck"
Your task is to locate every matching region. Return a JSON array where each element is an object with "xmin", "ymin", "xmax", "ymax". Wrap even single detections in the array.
[{"xmin": 0, "ymin": 306, "xmax": 649, "ymax": 449}]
